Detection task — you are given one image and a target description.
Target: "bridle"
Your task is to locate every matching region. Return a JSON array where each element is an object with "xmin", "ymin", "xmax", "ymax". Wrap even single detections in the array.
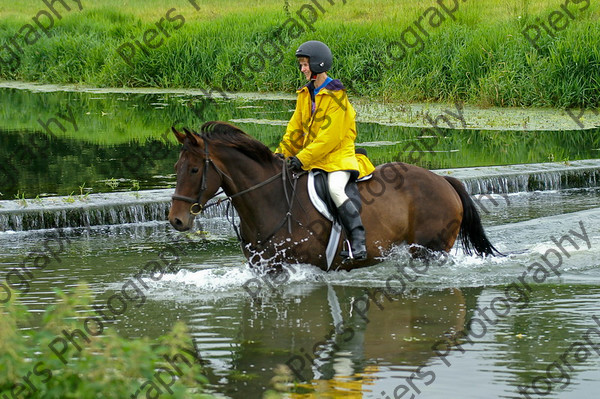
[
  {"xmin": 171, "ymin": 137, "xmax": 283, "ymax": 215},
  {"xmin": 170, "ymin": 137, "xmax": 303, "ymax": 249},
  {"xmin": 171, "ymin": 139, "xmax": 218, "ymax": 215}
]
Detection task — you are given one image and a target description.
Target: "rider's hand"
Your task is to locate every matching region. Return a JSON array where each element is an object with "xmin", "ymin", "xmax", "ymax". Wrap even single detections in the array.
[{"xmin": 287, "ymin": 156, "xmax": 303, "ymax": 172}]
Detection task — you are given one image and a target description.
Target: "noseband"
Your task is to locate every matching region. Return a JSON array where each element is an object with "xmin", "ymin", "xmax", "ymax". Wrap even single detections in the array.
[{"xmin": 171, "ymin": 139, "xmax": 218, "ymax": 215}]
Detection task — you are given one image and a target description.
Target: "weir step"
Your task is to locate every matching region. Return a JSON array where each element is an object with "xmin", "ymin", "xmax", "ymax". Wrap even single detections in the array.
[
  {"xmin": 1, "ymin": 159, "xmax": 599, "ymax": 232},
  {"xmin": 435, "ymin": 159, "xmax": 600, "ymax": 195}
]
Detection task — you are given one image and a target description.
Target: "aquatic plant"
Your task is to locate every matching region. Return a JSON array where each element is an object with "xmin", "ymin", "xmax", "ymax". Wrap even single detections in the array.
[{"xmin": 0, "ymin": 284, "xmax": 213, "ymax": 398}]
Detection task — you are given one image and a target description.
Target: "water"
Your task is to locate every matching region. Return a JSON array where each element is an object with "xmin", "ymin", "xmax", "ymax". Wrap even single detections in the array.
[
  {"xmin": 0, "ymin": 189, "xmax": 173, "ymax": 231},
  {"xmin": 1, "ymin": 87, "xmax": 600, "ymax": 199},
  {"xmin": 3, "ymin": 161, "xmax": 600, "ymax": 232},
  {"xmin": 2, "ymin": 189, "xmax": 599, "ymax": 398},
  {"xmin": 1, "ymin": 86, "xmax": 600, "ymax": 398}
]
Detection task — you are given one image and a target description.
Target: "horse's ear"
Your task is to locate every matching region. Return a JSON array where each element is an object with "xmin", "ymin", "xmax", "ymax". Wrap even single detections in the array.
[
  {"xmin": 172, "ymin": 127, "xmax": 186, "ymax": 144},
  {"xmin": 183, "ymin": 127, "xmax": 202, "ymax": 147}
]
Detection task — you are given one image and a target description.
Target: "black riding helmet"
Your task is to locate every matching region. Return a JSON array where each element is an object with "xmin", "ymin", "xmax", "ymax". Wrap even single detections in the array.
[{"xmin": 295, "ymin": 40, "xmax": 332, "ymax": 76}]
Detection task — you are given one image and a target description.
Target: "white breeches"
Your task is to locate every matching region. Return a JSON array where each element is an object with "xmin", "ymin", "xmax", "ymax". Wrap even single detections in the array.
[{"xmin": 328, "ymin": 170, "xmax": 351, "ymax": 208}]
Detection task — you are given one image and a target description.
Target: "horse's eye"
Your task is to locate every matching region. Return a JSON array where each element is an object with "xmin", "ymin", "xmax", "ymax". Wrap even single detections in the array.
[{"xmin": 191, "ymin": 167, "xmax": 199, "ymax": 174}]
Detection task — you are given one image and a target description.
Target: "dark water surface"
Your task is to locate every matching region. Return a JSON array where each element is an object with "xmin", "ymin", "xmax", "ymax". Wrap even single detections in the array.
[
  {"xmin": 1, "ymin": 87, "xmax": 599, "ymax": 199},
  {"xmin": 1, "ymin": 87, "xmax": 600, "ymax": 398}
]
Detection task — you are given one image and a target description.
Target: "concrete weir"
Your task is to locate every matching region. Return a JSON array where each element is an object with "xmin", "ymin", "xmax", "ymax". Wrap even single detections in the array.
[
  {"xmin": 436, "ymin": 159, "xmax": 600, "ymax": 194},
  {"xmin": 0, "ymin": 189, "xmax": 173, "ymax": 233},
  {"xmin": 1, "ymin": 159, "xmax": 600, "ymax": 232}
]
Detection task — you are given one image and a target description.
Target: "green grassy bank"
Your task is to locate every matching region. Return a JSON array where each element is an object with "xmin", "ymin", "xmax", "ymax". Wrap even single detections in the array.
[{"xmin": 0, "ymin": 0, "xmax": 599, "ymax": 108}]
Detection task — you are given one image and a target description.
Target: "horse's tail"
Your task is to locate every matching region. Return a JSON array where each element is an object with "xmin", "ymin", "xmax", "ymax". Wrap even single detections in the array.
[{"xmin": 444, "ymin": 176, "xmax": 501, "ymax": 257}]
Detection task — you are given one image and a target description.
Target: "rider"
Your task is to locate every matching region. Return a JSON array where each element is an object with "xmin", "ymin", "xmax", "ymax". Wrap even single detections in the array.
[{"xmin": 275, "ymin": 40, "xmax": 375, "ymax": 261}]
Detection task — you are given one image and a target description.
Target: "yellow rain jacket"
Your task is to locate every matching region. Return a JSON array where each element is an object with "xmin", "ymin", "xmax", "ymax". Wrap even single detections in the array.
[{"xmin": 276, "ymin": 80, "xmax": 375, "ymax": 178}]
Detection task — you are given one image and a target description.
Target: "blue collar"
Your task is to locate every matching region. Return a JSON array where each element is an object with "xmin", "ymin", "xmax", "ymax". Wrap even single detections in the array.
[{"xmin": 314, "ymin": 77, "xmax": 333, "ymax": 96}]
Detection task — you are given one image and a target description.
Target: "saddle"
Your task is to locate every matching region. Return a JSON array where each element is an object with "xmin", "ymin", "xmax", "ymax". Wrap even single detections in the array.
[{"xmin": 307, "ymin": 169, "xmax": 372, "ymax": 269}]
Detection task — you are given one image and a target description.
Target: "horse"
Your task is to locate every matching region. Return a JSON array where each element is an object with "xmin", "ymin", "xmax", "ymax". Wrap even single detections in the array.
[{"xmin": 168, "ymin": 122, "xmax": 499, "ymax": 270}]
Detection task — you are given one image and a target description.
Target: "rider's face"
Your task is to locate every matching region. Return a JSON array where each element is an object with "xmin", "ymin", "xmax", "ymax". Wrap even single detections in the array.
[{"xmin": 298, "ymin": 57, "xmax": 311, "ymax": 80}]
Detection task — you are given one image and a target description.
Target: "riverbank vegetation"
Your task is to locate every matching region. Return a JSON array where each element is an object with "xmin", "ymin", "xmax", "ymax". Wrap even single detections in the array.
[
  {"xmin": 0, "ymin": 284, "xmax": 213, "ymax": 398},
  {"xmin": 0, "ymin": 0, "xmax": 599, "ymax": 108}
]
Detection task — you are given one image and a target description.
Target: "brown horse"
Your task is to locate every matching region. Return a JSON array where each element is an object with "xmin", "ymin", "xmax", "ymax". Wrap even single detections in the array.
[{"xmin": 168, "ymin": 122, "xmax": 499, "ymax": 270}]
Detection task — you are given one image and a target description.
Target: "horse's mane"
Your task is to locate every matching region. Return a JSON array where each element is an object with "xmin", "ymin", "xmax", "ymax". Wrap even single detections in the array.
[{"xmin": 193, "ymin": 121, "xmax": 275, "ymax": 163}]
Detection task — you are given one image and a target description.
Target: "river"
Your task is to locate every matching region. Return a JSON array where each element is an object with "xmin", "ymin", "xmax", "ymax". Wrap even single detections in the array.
[{"xmin": 1, "ymin": 85, "xmax": 599, "ymax": 398}]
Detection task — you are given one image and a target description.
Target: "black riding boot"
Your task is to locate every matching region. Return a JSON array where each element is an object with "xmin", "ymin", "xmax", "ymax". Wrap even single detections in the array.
[{"xmin": 337, "ymin": 199, "xmax": 367, "ymax": 260}]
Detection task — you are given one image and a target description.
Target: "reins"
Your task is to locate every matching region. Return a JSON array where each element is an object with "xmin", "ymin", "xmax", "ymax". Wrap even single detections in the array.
[
  {"xmin": 251, "ymin": 162, "xmax": 301, "ymax": 248},
  {"xmin": 202, "ymin": 171, "xmax": 286, "ymax": 246}
]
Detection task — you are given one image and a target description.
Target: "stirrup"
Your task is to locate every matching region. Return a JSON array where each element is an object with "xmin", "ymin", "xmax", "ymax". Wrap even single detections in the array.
[
  {"xmin": 340, "ymin": 239, "xmax": 353, "ymax": 259},
  {"xmin": 340, "ymin": 239, "xmax": 367, "ymax": 261}
]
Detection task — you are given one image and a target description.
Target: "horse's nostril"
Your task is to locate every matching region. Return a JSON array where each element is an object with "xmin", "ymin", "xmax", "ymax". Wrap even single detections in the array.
[{"xmin": 174, "ymin": 218, "xmax": 183, "ymax": 226}]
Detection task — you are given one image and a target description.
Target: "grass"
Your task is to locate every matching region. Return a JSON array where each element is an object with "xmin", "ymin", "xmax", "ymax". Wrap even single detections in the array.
[
  {"xmin": 130, "ymin": 179, "xmax": 140, "ymax": 198},
  {"xmin": 0, "ymin": 284, "xmax": 213, "ymax": 398},
  {"xmin": 13, "ymin": 190, "xmax": 27, "ymax": 207},
  {"xmin": 0, "ymin": 0, "xmax": 599, "ymax": 107}
]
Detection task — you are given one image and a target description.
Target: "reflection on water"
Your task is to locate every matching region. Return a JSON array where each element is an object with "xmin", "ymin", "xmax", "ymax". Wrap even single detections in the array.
[
  {"xmin": 1, "ymin": 87, "xmax": 600, "ymax": 398},
  {"xmin": 1, "ymin": 87, "xmax": 599, "ymax": 198},
  {"xmin": 1, "ymin": 204, "xmax": 599, "ymax": 398},
  {"xmin": 190, "ymin": 285, "xmax": 471, "ymax": 398},
  {"xmin": 0, "ymin": 129, "xmax": 180, "ymax": 198}
]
